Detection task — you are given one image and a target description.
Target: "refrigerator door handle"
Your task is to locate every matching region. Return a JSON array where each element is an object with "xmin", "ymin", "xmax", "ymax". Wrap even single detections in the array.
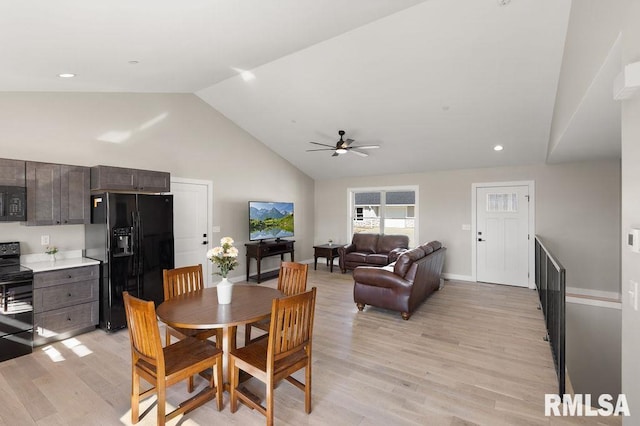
[
  {"xmin": 132, "ymin": 211, "xmax": 139, "ymax": 274},
  {"xmin": 137, "ymin": 212, "xmax": 144, "ymax": 275}
]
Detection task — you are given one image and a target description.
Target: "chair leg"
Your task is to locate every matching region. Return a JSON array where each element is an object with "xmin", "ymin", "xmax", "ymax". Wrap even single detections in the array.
[
  {"xmin": 244, "ymin": 324, "xmax": 252, "ymax": 346},
  {"xmin": 131, "ymin": 369, "xmax": 140, "ymax": 423},
  {"xmin": 157, "ymin": 381, "xmax": 167, "ymax": 426},
  {"xmin": 214, "ymin": 357, "xmax": 223, "ymax": 411},
  {"xmin": 230, "ymin": 359, "xmax": 239, "ymax": 413},
  {"xmin": 305, "ymin": 362, "xmax": 312, "ymax": 413},
  {"xmin": 266, "ymin": 378, "xmax": 274, "ymax": 426}
]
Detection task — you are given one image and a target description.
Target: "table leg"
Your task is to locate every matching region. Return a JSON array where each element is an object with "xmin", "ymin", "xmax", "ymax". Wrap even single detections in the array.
[
  {"xmin": 221, "ymin": 325, "xmax": 237, "ymax": 389},
  {"xmin": 314, "ymin": 256, "xmax": 318, "ymax": 270},
  {"xmin": 330, "ymin": 257, "xmax": 334, "ymax": 273}
]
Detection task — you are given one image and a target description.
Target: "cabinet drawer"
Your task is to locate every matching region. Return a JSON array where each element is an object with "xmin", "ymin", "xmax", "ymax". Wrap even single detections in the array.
[
  {"xmin": 33, "ymin": 280, "xmax": 98, "ymax": 313},
  {"xmin": 34, "ymin": 265, "xmax": 99, "ymax": 289},
  {"xmin": 34, "ymin": 301, "xmax": 98, "ymax": 343}
]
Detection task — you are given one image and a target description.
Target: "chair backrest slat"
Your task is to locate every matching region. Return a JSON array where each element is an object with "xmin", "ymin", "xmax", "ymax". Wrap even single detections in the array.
[
  {"xmin": 163, "ymin": 265, "xmax": 205, "ymax": 301},
  {"xmin": 278, "ymin": 261, "xmax": 308, "ymax": 296},
  {"xmin": 123, "ymin": 292, "xmax": 163, "ymax": 367},
  {"xmin": 268, "ymin": 288, "xmax": 317, "ymax": 364}
]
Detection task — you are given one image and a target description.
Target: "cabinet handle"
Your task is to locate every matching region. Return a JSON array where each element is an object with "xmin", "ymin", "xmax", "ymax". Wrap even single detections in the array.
[
  {"xmin": 67, "ymin": 317, "xmax": 72, "ymax": 321},
  {"xmin": 67, "ymin": 292, "xmax": 72, "ymax": 297}
]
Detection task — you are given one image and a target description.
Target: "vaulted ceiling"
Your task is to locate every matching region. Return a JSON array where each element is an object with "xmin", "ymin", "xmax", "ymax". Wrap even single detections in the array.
[{"xmin": 0, "ymin": 0, "xmax": 622, "ymax": 180}]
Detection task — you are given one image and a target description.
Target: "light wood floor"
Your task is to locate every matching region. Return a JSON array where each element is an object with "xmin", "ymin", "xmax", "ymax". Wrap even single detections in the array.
[{"xmin": 0, "ymin": 269, "xmax": 621, "ymax": 425}]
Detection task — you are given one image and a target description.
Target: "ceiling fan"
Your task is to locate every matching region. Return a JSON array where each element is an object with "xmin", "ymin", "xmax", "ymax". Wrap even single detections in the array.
[{"xmin": 306, "ymin": 130, "xmax": 380, "ymax": 157}]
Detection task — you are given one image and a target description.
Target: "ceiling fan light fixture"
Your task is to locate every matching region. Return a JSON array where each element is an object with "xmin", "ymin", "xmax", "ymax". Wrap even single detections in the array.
[{"xmin": 336, "ymin": 148, "xmax": 348, "ymax": 154}]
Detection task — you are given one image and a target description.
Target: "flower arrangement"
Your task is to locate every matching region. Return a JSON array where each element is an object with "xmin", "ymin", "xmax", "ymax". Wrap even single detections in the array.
[
  {"xmin": 207, "ymin": 237, "xmax": 239, "ymax": 278},
  {"xmin": 45, "ymin": 246, "xmax": 58, "ymax": 255}
]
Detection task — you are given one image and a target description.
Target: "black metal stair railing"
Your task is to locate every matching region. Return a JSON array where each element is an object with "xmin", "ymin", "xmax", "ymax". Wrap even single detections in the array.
[{"xmin": 534, "ymin": 235, "xmax": 566, "ymax": 397}]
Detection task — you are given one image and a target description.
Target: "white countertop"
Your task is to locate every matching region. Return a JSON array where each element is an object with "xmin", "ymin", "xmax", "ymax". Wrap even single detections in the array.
[{"xmin": 21, "ymin": 250, "xmax": 100, "ymax": 273}]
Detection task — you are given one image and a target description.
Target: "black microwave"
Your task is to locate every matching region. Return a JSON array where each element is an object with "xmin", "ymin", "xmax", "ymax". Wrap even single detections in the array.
[{"xmin": 0, "ymin": 186, "xmax": 26, "ymax": 222}]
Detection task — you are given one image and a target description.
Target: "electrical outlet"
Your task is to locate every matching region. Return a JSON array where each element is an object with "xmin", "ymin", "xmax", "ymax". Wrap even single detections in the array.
[{"xmin": 41, "ymin": 235, "xmax": 50, "ymax": 246}]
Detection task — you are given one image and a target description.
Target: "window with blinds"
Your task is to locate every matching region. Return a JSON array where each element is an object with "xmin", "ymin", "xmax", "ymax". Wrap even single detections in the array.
[{"xmin": 486, "ymin": 192, "xmax": 518, "ymax": 212}]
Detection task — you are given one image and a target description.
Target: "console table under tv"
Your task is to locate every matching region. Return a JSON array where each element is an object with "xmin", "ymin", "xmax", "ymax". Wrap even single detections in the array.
[{"xmin": 245, "ymin": 240, "xmax": 295, "ymax": 283}]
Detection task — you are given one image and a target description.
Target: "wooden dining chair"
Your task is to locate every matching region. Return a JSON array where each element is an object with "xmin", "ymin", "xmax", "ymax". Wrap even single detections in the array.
[
  {"xmin": 244, "ymin": 261, "xmax": 308, "ymax": 345},
  {"xmin": 163, "ymin": 265, "xmax": 223, "ymax": 349},
  {"xmin": 230, "ymin": 287, "xmax": 317, "ymax": 426},
  {"xmin": 123, "ymin": 291, "xmax": 223, "ymax": 426}
]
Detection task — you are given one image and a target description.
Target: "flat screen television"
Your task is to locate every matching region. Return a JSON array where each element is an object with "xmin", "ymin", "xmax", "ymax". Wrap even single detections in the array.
[{"xmin": 249, "ymin": 201, "xmax": 294, "ymax": 241}]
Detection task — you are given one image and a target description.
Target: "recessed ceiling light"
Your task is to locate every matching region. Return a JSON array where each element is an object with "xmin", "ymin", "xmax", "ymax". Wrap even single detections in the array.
[
  {"xmin": 241, "ymin": 71, "xmax": 256, "ymax": 81},
  {"xmin": 58, "ymin": 73, "xmax": 76, "ymax": 78},
  {"xmin": 494, "ymin": 145, "xmax": 504, "ymax": 151}
]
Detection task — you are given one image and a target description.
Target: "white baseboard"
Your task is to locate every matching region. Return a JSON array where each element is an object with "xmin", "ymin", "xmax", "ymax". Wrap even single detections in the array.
[
  {"xmin": 565, "ymin": 286, "xmax": 621, "ymax": 310},
  {"xmin": 442, "ymin": 273, "xmax": 474, "ymax": 282},
  {"xmin": 566, "ymin": 286, "xmax": 620, "ymax": 301}
]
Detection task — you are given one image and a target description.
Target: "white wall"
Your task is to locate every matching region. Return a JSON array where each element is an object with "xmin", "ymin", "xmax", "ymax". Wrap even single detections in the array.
[
  {"xmin": 315, "ymin": 160, "xmax": 620, "ymax": 293},
  {"xmin": 0, "ymin": 92, "xmax": 314, "ymax": 279}
]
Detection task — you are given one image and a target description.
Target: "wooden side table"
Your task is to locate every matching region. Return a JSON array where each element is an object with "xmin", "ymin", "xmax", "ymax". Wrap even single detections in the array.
[{"xmin": 313, "ymin": 244, "xmax": 340, "ymax": 272}]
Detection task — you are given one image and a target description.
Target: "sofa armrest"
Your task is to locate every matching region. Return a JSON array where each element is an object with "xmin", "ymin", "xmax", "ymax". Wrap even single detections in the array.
[
  {"xmin": 388, "ymin": 247, "xmax": 408, "ymax": 263},
  {"xmin": 353, "ymin": 266, "xmax": 412, "ymax": 290},
  {"xmin": 338, "ymin": 243, "xmax": 356, "ymax": 256}
]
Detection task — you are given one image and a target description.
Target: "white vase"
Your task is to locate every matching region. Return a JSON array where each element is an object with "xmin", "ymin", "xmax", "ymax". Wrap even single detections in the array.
[{"xmin": 216, "ymin": 278, "xmax": 233, "ymax": 304}]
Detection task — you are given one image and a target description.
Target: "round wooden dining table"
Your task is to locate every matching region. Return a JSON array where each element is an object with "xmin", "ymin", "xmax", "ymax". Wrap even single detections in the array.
[{"xmin": 156, "ymin": 284, "xmax": 283, "ymax": 387}]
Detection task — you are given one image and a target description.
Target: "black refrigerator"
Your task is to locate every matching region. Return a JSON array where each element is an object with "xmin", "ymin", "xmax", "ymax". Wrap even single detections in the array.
[{"xmin": 84, "ymin": 193, "xmax": 174, "ymax": 331}]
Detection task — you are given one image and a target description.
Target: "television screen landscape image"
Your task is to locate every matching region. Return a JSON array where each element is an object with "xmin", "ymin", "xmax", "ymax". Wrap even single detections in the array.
[{"xmin": 249, "ymin": 201, "xmax": 294, "ymax": 241}]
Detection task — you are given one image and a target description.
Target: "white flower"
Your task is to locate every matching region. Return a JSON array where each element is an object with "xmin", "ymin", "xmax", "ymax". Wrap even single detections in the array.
[{"xmin": 207, "ymin": 236, "xmax": 239, "ymax": 278}]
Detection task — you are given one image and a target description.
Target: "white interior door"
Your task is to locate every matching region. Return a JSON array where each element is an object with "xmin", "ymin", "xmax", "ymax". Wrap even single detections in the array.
[
  {"xmin": 476, "ymin": 185, "xmax": 529, "ymax": 287},
  {"xmin": 171, "ymin": 179, "xmax": 212, "ymax": 286}
]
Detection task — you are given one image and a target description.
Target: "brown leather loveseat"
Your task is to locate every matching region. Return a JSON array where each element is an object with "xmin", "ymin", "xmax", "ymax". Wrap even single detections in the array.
[
  {"xmin": 338, "ymin": 233, "xmax": 409, "ymax": 273},
  {"xmin": 352, "ymin": 241, "xmax": 445, "ymax": 320}
]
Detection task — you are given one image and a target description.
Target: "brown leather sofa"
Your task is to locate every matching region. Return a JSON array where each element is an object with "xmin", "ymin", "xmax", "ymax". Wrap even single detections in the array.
[
  {"xmin": 353, "ymin": 241, "xmax": 445, "ymax": 320},
  {"xmin": 338, "ymin": 233, "xmax": 409, "ymax": 273}
]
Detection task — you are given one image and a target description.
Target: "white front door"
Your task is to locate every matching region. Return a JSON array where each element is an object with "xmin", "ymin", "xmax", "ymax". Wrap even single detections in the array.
[
  {"xmin": 476, "ymin": 185, "xmax": 529, "ymax": 287},
  {"xmin": 171, "ymin": 179, "xmax": 212, "ymax": 286}
]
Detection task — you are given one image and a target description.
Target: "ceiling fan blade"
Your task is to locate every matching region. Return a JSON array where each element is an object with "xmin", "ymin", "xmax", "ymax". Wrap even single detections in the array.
[
  {"xmin": 306, "ymin": 148, "xmax": 336, "ymax": 152},
  {"xmin": 351, "ymin": 145, "xmax": 379, "ymax": 150},
  {"xmin": 342, "ymin": 138, "xmax": 355, "ymax": 148},
  {"xmin": 349, "ymin": 149, "xmax": 369, "ymax": 157},
  {"xmin": 332, "ymin": 151, "xmax": 339, "ymax": 157},
  {"xmin": 309, "ymin": 141, "xmax": 337, "ymax": 148}
]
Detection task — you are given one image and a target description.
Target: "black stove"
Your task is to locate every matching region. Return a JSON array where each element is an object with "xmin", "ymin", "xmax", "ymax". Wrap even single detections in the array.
[{"xmin": 0, "ymin": 242, "xmax": 34, "ymax": 362}]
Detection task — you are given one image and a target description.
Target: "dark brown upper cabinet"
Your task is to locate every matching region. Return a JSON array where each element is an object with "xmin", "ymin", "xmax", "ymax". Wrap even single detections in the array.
[
  {"xmin": 0, "ymin": 158, "xmax": 26, "ymax": 186},
  {"xmin": 26, "ymin": 162, "xmax": 90, "ymax": 226},
  {"xmin": 90, "ymin": 165, "xmax": 170, "ymax": 193}
]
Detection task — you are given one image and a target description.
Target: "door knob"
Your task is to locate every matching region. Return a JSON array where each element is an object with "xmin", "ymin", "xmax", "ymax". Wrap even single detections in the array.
[
  {"xmin": 478, "ymin": 238, "xmax": 484, "ymax": 242},
  {"xmin": 202, "ymin": 241, "xmax": 208, "ymax": 245}
]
